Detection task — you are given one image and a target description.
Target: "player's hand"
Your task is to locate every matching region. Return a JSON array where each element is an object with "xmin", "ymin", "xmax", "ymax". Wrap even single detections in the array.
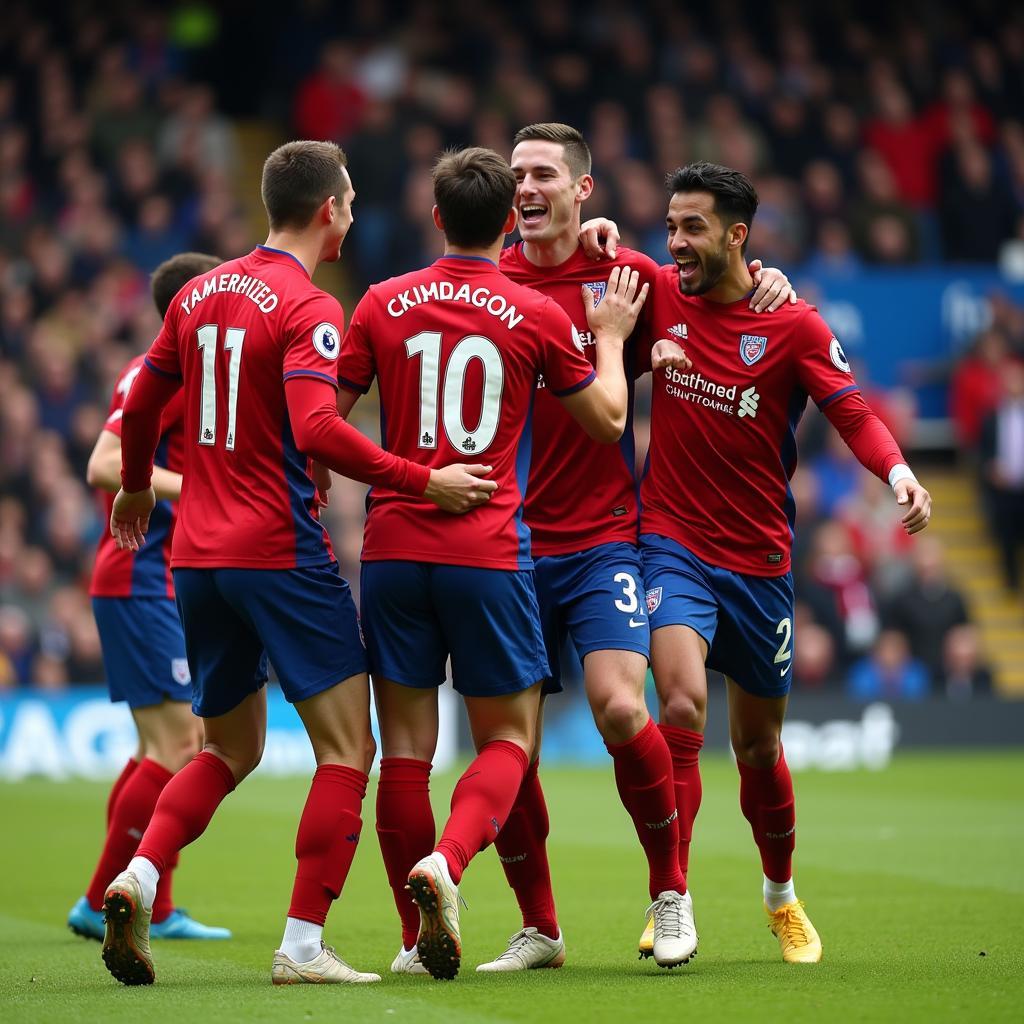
[
  {"xmin": 579, "ymin": 218, "xmax": 621, "ymax": 260},
  {"xmin": 311, "ymin": 461, "xmax": 332, "ymax": 511},
  {"xmin": 895, "ymin": 478, "xmax": 932, "ymax": 535},
  {"xmin": 747, "ymin": 259, "xmax": 797, "ymax": 312},
  {"xmin": 583, "ymin": 266, "xmax": 649, "ymax": 344},
  {"xmin": 424, "ymin": 464, "xmax": 498, "ymax": 514},
  {"xmin": 110, "ymin": 487, "xmax": 156, "ymax": 551},
  {"xmin": 651, "ymin": 338, "xmax": 693, "ymax": 372}
]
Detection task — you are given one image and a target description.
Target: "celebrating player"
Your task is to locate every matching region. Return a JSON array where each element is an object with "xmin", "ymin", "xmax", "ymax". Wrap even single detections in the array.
[
  {"xmin": 639, "ymin": 162, "xmax": 932, "ymax": 963},
  {"xmin": 336, "ymin": 146, "xmax": 645, "ymax": 980},
  {"xmin": 99, "ymin": 141, "xmax": 493, "ymax": 988},
  {"xmin": 68, "ymin": 252, "xmax": 230, "ymax": 944},
  {"xmin": 477, "ymin": 123, "xmax": 794, "ymax": 972}
]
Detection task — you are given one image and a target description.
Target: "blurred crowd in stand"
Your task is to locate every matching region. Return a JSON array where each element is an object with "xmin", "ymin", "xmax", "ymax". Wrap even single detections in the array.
[{"xmin": 1, "ymin": 1, "xmax": 1019, "ymax": 698}]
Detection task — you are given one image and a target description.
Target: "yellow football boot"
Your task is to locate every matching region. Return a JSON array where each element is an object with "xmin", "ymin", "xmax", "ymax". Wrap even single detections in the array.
[
  {"xmin": 638, "ymin": 913, "xmax": 654, "ymax": 959},
  {"xmin": 766, "ymin": 900, "xmax": 822, "ymax": 963}
]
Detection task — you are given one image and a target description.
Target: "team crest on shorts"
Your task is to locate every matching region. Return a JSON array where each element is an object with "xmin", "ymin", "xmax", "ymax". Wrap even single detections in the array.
[
  {"xmin": 646, "ymin": 587, "xmax": 663, "ymax": 614},
  {"xmin": 740, "ymin": 334, "xmax": 768, "ymax": 366},
  {"xmin": 583, "ymin": 281, "xmax": 606, "ymax": 306},
  {"xmin": 171, "ymin": 658, "xmax": 191, "ymax": 686}
]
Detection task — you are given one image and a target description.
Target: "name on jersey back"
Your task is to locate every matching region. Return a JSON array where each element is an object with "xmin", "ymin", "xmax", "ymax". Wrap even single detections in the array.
[
  {"xmin": 384, "ymin": 279, "xmax": 524, "ymax": 330},
  {"xmin": 180, "ymin": 272, "xmax": 280, "ymax": 316}
]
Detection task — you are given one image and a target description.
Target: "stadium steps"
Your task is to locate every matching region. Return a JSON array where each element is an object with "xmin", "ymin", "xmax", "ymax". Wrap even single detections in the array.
[{"xmin": 925, "ymin": 469, "xmax": 1024, "ymax": 695}]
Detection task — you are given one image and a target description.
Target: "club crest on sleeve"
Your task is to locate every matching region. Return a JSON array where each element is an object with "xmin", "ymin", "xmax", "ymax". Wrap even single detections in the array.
[
  {"xmin": 740, "ymin": 334, "xmax": 768, "ymax": 366},
  {"xmin": 646, "ymin": 587, "xmax": 663, "ymax": 614},
  {"xmin": 829, "ymin": 336, "xmax": 852, "ymax": 373},
  {"xmin": 312, "ymin": 322, "xmax": 341, "ymax": 360},
  {"xmin": 171, "ymin": 658, "xmax": 191, "ymax": 686},
  {"xmin": 584, "ymin": 281, "xmax": 606, "ymax": 306}
]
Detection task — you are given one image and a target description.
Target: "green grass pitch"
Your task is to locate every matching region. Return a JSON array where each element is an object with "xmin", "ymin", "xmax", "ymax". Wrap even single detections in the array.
[{"xmin": 2, "ymin": 752, "xmax": 1022, "ymax": 1022}]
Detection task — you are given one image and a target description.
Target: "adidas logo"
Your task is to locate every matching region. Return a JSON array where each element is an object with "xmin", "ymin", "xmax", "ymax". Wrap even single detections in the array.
[
  {"xmin": 667, "ymin": 323, "xmax": 688, "ymax": 340},
  {"xmin": 737, "ymin": 385, "xmax": 760, "ymax": 419}
]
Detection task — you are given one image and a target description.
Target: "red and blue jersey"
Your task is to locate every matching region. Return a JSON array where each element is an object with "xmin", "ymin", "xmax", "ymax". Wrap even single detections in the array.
[
  {"xmin": 499, "ymin": 242, "xmax": 658, "ymax": 556},
  {"xmin": 91, "ymin": 355, "xmax": 183, "ymax": 598},
  {"xmin": 641, "ymin": 266, "xmax": 892, "ymax": 577},
  {"xmin": 338, "ymin": 255, "xmax": 596, "ymax": 570},
  {"xmin": 143, "ymin": 246, "xmax": 343, "ymax": 569}
]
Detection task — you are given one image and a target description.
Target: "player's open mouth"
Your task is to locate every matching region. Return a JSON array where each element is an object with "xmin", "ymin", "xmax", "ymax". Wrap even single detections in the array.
[
  {"xmin": 520, "ymin": 204, "xmax": 547, "ymax": 225},
  {"xmin": 676, "ymin": 256, "xmax": 700, "ymax": 281}
]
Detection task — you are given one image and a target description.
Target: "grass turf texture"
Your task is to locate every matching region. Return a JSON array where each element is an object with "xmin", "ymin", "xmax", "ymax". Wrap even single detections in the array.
[{"xmin": 1, "ymin": 752, "xmax": 1021, "ymax": 1023}]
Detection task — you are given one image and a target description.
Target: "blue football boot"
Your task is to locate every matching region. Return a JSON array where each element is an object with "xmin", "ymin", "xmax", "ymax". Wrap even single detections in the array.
[
  {"xmin": 68, "ymin": 896, "xmax": 106, "ymax": 940},
  {"xmin": 150, "ymin": 908, "xmax": 232, "ymax": 940}
]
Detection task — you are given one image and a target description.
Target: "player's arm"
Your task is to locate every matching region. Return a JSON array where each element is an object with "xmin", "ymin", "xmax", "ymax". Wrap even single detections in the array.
[
  {"xmin": 87, "ymin": 428, "xmax": 182, "ymax": 501},
  {"xmin": 558, "ymin": 266, "xmax": 648, "ymax": 442},
  {"xmin": 823, "ymin": 394, "xmax": 931, "ymax": 534},
  {"xmin": 578, "ymin": 218, "xmax": 796, "ymax": 311},
  {"xmin": 113, "ymin": 362, "xmax": 183, "ymax": 551},
  {"xmin": 286, "ymin": 377, "xmax": 497, "ymax": 513},
  {"xmin": 798, "ymin": 312, "xmax": 931, "ymax": 535}
]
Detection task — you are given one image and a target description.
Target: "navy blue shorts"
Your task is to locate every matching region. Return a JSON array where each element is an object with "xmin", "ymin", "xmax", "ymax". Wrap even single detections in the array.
[
  {"xmin": 359, "ymin": 561, "xmax": 549, "ymax": 697},
  {"xmin": 534, "ymin": 542, "xmax": 650, "ymax": 695},
  {"xmin": 173, "ymin": 564, "xmax": 367, "ymax": 718},
  {"xmin": 640, "ymin": 534, "xmax": 795, "ymax": 699},
  {"xmin": 92, "ymin": 597, "xmax": 192, "ymax": 709}
]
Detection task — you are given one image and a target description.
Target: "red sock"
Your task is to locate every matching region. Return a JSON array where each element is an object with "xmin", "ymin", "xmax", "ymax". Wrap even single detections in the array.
[
  {"xmin": 288, "ymin": 764, "xmax": 367, "ymax": 926},
  {"xmin": 376, "ymin": 757, "xmax": 434, "ymax": 950},
  {"xmin": 151, "ymin": 849, "xmax": 179, "ymax": 924},
  {"xmin": 106, "ymin": 757, "xmax": 139, "ymax": 827},
  {"xmin": 737, "ymin": 747, "xmax": 796, "ymax": 883},
  {"xmin": 135, "ymin": 751, "xmax": 235, "ymax": 875},
  {"xmin": 607, "ymin": 718, "xmax": 685, "ymax": 899},
  {"xmin": 435, "ymin": 740, "xmax": 529, "ymax": 884},
  {"xmin": 492, "ymin": 760, "xmax": 559, "ymax": 939},
  {"xmin": 659, "ymin": 723, "xmax": 703, "ymax": 886},
  {"xmin": 85, "ymin": 758, "xmax": 173, "ymax": 910}
]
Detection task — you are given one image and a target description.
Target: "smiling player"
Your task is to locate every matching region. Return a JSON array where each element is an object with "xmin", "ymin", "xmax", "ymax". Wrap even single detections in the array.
[{"xmin": 640, "ymin": 162, "xmax": 932, "ymax": 964}]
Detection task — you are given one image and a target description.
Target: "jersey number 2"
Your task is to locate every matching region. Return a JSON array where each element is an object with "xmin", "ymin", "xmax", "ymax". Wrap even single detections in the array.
[
  {"xmin": 196, "ymin": 325, "xmax": 245, "ymax": 450},
  {"xmin": 405, "ymin": 331, "xmax": 504, "ymax": 454}
]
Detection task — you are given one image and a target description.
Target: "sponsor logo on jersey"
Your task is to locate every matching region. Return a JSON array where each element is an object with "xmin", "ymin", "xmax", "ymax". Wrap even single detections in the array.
[
  {"xmin": 737, "ymin": 385, "xmax": 760, "ymax": 419},
  {"xmin": 171, "ymin": 658, "xmax": 191, "ymax": 685},
  {"xmin": 312, "ymin": 322, "xmax": 341, "ymax": 360},
  {"xmin": 667, "ymin": 323, "xmax": 688, "ymax": 340},
  {"xmin": 583, "ymin": 281, "xmax": 607, "ymax": 306},
  {"xmin": 740, "ymin": 333, "xmax": 767, "ymax": 366},
  {"xmin": 646, "ymin": 586, "xmax": 663, "ymax": 614},
  {"xmin": 830, "ymin": 336, "xmax": 851, "ymax": 373}
]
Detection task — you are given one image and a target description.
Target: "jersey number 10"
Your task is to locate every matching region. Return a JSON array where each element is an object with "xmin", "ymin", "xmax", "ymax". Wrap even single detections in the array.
[
  {"xmin": 405, "ymin": 331, "xmax": 504, "ymax": 455},
  {"xmin": 196, "ymin": 325, "xmax": 245, "ymax": 451}
]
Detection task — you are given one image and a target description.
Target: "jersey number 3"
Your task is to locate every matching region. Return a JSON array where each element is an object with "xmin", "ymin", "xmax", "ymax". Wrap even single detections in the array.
[
  {"xmin": 196, "ymin": 325, "xmax": 245, "ymax": 450},
  {"xmin": 405, "ymin": 331, "xmax": 504, "ymax": 454}
]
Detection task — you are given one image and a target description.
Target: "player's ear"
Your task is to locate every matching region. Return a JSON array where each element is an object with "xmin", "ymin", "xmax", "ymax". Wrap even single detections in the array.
[
  {"xmin": 576, "ymin": 174, "xmax": 594, "ymax": 203},
  {"xmin": 322, "ymin": 195, "xmax": 336, "ymax": 225},
  {"xmin": 502, "ymin": 207, "xmax": 518, "ymax": 235},
  {"xmin": 431, "ymin": 205, "xmax": 445, "ymax": 233},
  {"xmin": 728, "ymin": 222, "xmax": 748, "ymax": 251}
]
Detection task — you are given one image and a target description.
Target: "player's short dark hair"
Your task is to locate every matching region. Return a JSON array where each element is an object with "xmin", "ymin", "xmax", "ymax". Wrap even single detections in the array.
[
  {"xmin": 666, "ymin": 162, "xmax": 759, "ymax": 252},
  {"xmin": 512, "ymin": 122, "xmax": 592, "ymax": 179},
  {"xmin": 151, "ymin": 252, "xmax": 221, "ymax": 318},
  {"xmin": 261, "ymin": 140, "xmax": 348, "ymax": 231},
  {"xmin": 432, "ymin": 147, "xmax": 517, "ymax": 248}
]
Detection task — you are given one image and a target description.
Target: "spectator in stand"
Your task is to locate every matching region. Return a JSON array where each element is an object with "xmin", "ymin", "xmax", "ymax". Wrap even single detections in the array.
[
  {"xmin": 950, "ymin": 328, "xmax": 1013, "ymax": 452},
  {"xmin": 882, "ymin": 538, "xmax": 969, "ymax": 684},
  {"xmin": 292, "ymin": 40, "xmax": 367, "ymax": 142},
  {"xmin": 850, "ymin": 151, "xmax": 921, "ymax": 264},
  {"xmin": 791, "ymin": 619, "xmax": 839, "ymax": 693},
  {"xmin": 797, "ymin": 520, "xmax": 879, "ymax": 665},
  {"xmin": 847, "ymin": 630, "xmax": 930, "ymax": 702},
  {"xmin": 939, "ymin": 142, "xmax": 1020, "ymax": 262},
  {"xmin": 979, "ymin": 359, "xmax": 1024, "ymax": 591},
  {"xmin": 939, "ymin": 625, "xmax": 994, "ymax": 700}
]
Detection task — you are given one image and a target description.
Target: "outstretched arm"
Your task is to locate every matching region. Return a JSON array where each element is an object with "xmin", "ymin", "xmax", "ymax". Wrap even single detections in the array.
[{"xmin": 823, "ymin": 393, "xmax": 931, "ymax": 535}]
